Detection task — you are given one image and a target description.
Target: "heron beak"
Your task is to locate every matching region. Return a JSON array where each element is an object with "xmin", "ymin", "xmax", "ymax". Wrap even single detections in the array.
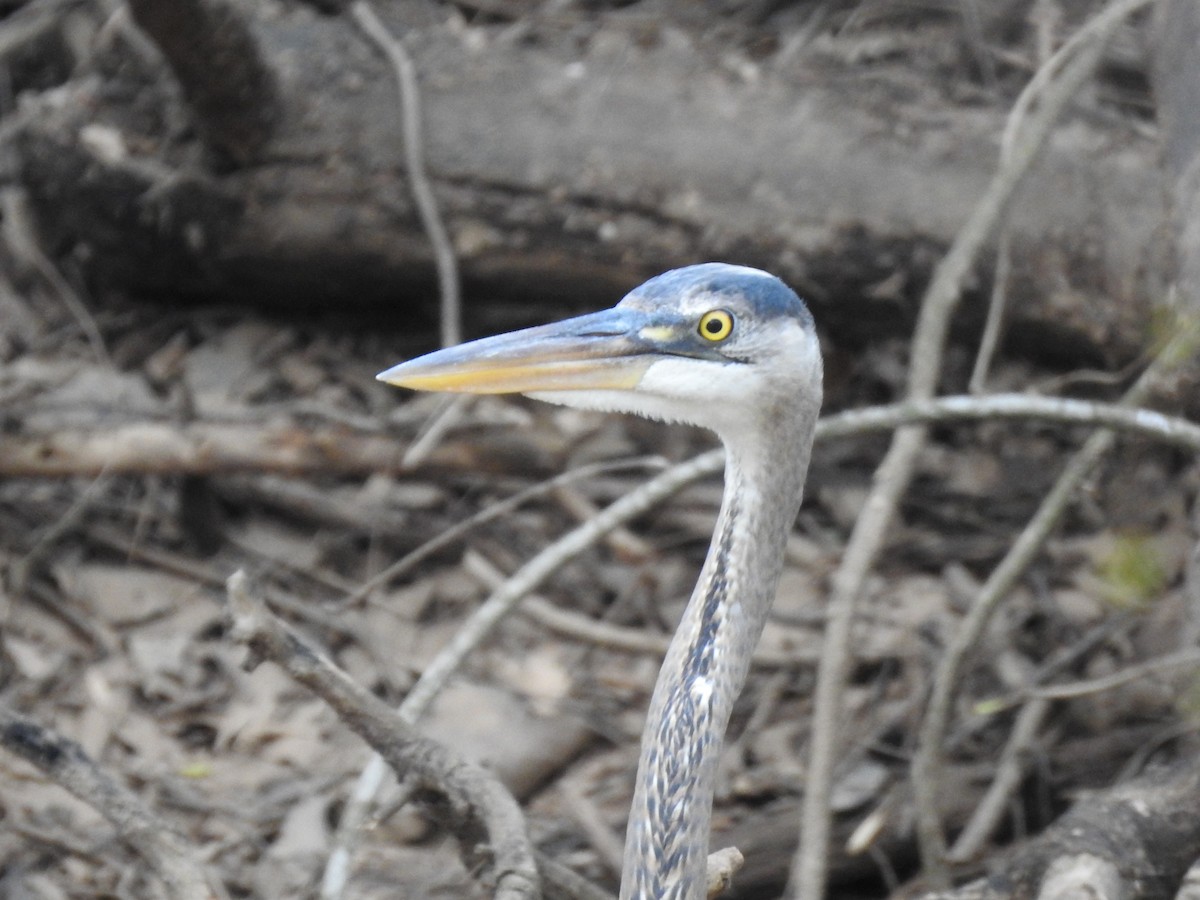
[{"xmin": 377, "ymin": 308, "xmax": 661, "ymax": 394}]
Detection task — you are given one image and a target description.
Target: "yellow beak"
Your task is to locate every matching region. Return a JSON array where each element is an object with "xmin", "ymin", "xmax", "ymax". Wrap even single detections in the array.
[{"xmin": 377, "ymin": 308, "xmax": 661, "ymax": 394}]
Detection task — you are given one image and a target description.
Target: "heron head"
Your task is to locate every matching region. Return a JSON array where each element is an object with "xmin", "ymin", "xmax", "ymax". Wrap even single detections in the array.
[{"xmin": 377, "ymin": 263, "xmax": 822, "ymax": 439}]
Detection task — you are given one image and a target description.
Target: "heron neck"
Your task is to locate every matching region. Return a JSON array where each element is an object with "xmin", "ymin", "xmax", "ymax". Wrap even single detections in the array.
[{"xmin": 619, "ymin": 415, "xmax": 814, "ymax": 900}]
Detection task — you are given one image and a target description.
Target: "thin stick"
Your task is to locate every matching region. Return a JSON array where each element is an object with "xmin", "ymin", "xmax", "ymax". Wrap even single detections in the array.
[
  {"xmin": 817, "ymin": 394, "xmax": 1200, "ymax": 451},
  {"xmin": 911, "ymin": 319, "xmax": 1199, "ymax": 876},
  {"xmin": 0, "ymin": 705, "xmax": 216, "ymax": 900},
  {"xmin": 519, "ymin": 595, "xmax": 824, "ymax": 667},
  {"xmin": 1025, "ymin": 648, "xmax": 1200, "ymax": 702},
  {"xmin": 323, "ymin": 450, "xmax": 720, "ymax": 900},
  {"xmin": 969, "ymin": 225, "xmax": 1013, "ymax": 393},
  {"xmin": 536, "ymin": 851, "xmax": 615, "ymax": 900},
  {"xmin": 558, "ymin": 778, "xmax": 626, "ymax": 877},
  {"xmin": 225, "ymin": 570, "xmax": 539, "ymax": 900},
  {"xmin": 972, "ymin": 0, "xmax": 1158, "ymax": 394},
  {"xmin": 401, "ymin": 395, "xmax": 471, "ymax": 469},
  {"xmin": 342, "ymin": 456, "xmax": 666, "ymax": 605},
  {"xmin": 948, "ymin": 697, "xmax": 1052, "ymax": 862},
  {"xmin": 351, "ymin": 0, "xmax": 465, "ymax": 473},
  {"xmin": 398, "ymin": 448, "xmax": 722, "ymax": 722},
  {"xmin": 790, "ymin": 9, "xmax": 1122, "ymax": 895},
  {"xmin": 999, "ymin": 0, "xmax": 1158, "ymax": 164},
  {"xmin": 350, "ymin": 1, "xmax": 461, "ymax": 348},
  {"xmin": 7, "ymin": 394, "xmax": 1200, "ymax": 478}
]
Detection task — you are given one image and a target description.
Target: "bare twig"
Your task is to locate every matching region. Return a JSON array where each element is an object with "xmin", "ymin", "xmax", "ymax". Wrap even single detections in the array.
[
  {"xmin": 350, "ymin": 1, "xmax": 461, "ymax": 348},
  {"xmin": 948, "ymin": 697, "xmax": 1053, "ymax": 862},
  {"xmin": 947, "ymin": 614, "xmax": 1137, "ymax": 859},
  {"xmin": 518, "ymin": 594, "xmax": 823, "ymax": 667},
  {"xmin": 224, "ymin": 570, "xmax": 539, "ymax": 900},
  {"xmin": 558, "ymin": 778, "xmax": 626, "ymax": 877},
  {"xmin": 792, "ymin": 423, "xmax": 924, "ymax": 900},
  {"xmin": 396, "ymin": 448, "xmax": 723, "ymax": 721},
  {"xmin": 912, "ymin": 318, "xmax": 1199, "ymax": 876},
  {"xmin": 326, "ymin": 449, "xmax": 722, "ymax": 899},
  {"xmin": 0, "ymin": 705, "xmax": 216, "ymax": 900},
  {"xmin": 705, "ymin": 846, "xmax": 745, "ymax": 899},
  {"xmin": 817, "ymin": 394, "xmax": 1200, "ymax": 452},
  {"xmin": 341, "ymin": 456, "xmax": 666, "ymax": 605},
  {"xmin": 1000, "ymin": 0, "xmax": 1158, "ymax": 163},
  {"xmin": 7, "ymin": 394, "xmax": 1200, "ymax": 479},
  {"xmin": 536, "ymin": 851, "xmax": 615, "ymax": 900},
  {"xmin": 554, "ymin": 484, "xmax": 655, "ymax": 562},
  {"xmin": 401, "ymin": 395, "xmax": 472, "ymax": 469},
  {"xmin": 1024, "ymin": 649, "xmax": 1200, "ymax": 703},
  {"xmin": 791, "ymin": 6, "xmax": 1124, "ymax": 893},
  {"xmin": 351, "ymin": 0, "xmax": 465, "ymax": 480},
  {"xmin": 971, "ymin": 0, "xmax": 1159, "ymax": 393},
  {"xmin": 968, "ymin": 225, "xmax": 1012, "ymax": 393}
]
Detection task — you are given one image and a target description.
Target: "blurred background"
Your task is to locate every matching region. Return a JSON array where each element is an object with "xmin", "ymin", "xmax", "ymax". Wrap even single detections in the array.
[{"xmin": 1, "ymin": 1, "xmax": 1198, "ymax": 898}]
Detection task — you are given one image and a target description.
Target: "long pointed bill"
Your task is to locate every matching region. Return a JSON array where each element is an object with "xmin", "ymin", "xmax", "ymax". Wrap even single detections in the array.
[{"xmin": 377, "ymin": 308, "xmax": 660, "ymax": 394}]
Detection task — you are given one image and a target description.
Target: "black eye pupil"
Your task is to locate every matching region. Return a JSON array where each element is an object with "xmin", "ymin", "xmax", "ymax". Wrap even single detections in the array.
[{"xmin": 706, "ymin": 320, "xmax": 721, "ymax": 333}]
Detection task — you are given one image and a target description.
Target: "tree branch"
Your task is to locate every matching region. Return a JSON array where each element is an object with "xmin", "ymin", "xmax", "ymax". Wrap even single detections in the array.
[
  {"xmin": 0, "ymin": 705, "xmax": 216, "ymax": 900},
  {"xmin": 915, "ymin": 758, "xmax": 1200, "ymax": 900},
  {"xmin": 796, "ymin": 0, "xmax": 1160, "ymax": 890},
  {"xmin": 4, "ymin": 394, "xmax": 1198, "ymax": 479},
  {"xmin": 223, "ymin": 570, "xmax": 540, "ymax": 900},
  {"xmin": 911, "ymin": 316, "xmax": 1200, "ymax": 878}
]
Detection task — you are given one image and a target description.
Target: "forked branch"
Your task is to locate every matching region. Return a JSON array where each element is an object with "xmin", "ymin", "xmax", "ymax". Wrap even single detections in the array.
[{"xmin": 223, "ymin": 570, "xmax": 540, "ymax": 900}]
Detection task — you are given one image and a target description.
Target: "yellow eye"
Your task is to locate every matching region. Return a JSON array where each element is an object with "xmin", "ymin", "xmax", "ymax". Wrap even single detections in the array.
[{"xmin": 698, "ymin": 309, "xmax": 734, "ymax": 341}]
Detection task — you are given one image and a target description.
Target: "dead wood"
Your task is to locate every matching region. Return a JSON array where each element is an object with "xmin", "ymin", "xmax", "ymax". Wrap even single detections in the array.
[
  {"xmin": 223, "ymin": 569, "xmax": 542, "ymax": 900},
  {"xmin": 908, "ymin": 758, "xmax": 1200, "ymax": 900},
  {"xmin": 6, "ymin": 394, "xmax": 1199, "ymax": 479},
  {"xmin": 0, "ymin": 705, "xmax": 216, "ymax": 900},
  {"xmin": 0, "ymin": 419, "xmax": 555, "ymax": 477},
  {"xmin": 696, "ymin": 724, "xmax": 1190, "ymax": 899},
  {"xmin": 7, "ymin": 3, "xmax": 1166, "ymax": 362}
]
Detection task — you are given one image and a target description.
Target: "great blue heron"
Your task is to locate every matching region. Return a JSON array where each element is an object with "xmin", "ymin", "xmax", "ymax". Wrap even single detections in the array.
[{"xmin": 379, "ymin": 263, "xmax": 823, "ymax": 900}]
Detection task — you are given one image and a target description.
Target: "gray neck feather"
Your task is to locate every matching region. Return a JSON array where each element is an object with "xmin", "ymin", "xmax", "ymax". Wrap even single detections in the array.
[{"xmin": 619, "ymin": 408, "xmax": 816, "ymax": 900}]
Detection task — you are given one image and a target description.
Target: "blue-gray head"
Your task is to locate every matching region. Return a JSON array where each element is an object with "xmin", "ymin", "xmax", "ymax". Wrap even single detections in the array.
[{"xmin": 378, "ymin": 263, "xmax": 822, "ymax": 443}]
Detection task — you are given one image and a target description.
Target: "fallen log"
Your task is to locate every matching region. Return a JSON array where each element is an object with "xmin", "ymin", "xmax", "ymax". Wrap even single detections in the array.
[{"xmin": 10, "ymin": 3, "xmax": 1166, "ymax": 363}]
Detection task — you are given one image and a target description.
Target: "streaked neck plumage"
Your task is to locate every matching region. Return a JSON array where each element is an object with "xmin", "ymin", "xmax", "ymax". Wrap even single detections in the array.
[{"xmin": 619, "ymin": 404, "xmax": 817, "ymax": 900}]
